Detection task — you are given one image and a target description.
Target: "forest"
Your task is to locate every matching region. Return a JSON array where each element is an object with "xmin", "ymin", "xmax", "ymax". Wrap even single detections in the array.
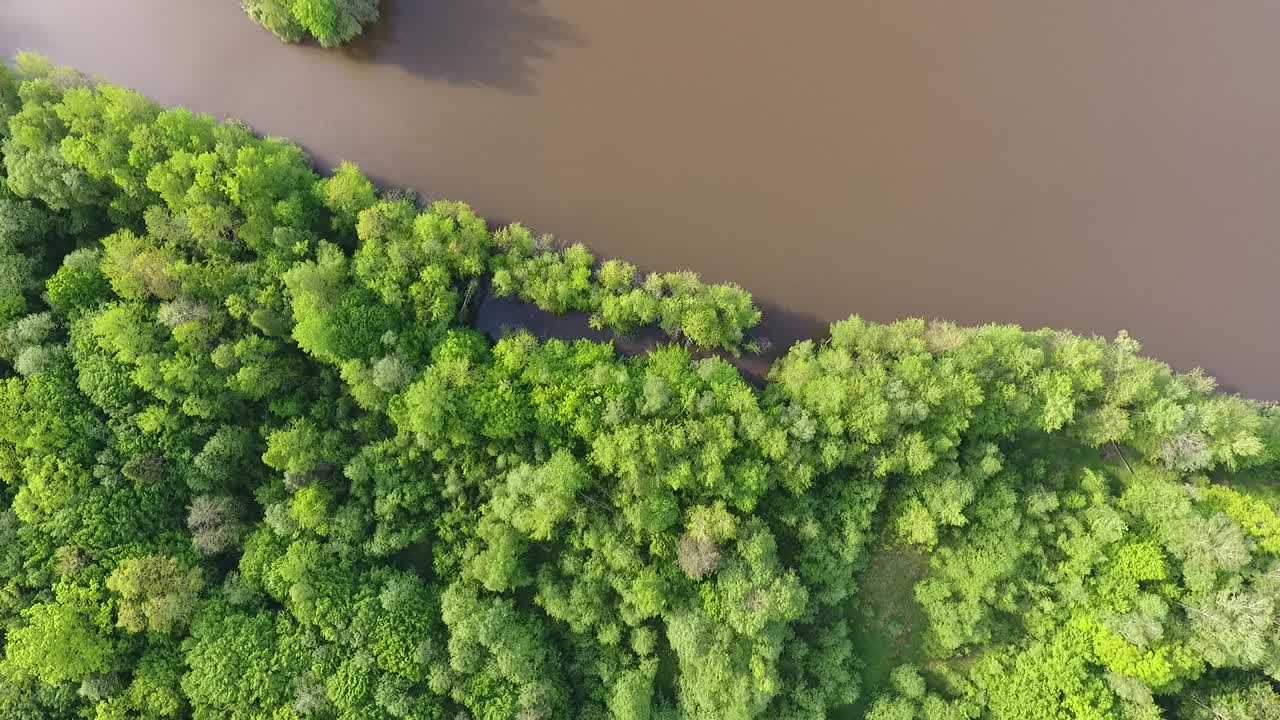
[{"xmin": 0, "ymin": 53, "xmax": 1278, "ymax": 720}]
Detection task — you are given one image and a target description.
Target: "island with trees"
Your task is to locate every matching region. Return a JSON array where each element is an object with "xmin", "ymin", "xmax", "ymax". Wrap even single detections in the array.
[
  {"xmin": 0, "ymin": 53, "xmax": 1278, "ymax": 719},
  {"xmin": 242, "ymin": 0, "xmax": 381, "ymax": 48}
]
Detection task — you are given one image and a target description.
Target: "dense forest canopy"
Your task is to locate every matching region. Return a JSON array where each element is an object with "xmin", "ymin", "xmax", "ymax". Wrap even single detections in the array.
[
  {"xmin": 0, "ymin": 53, "xmax": 1278, "ymax": 720},
  {"xmin": 242, "ymin": 0, "xmax": 381, "ymax": 48}
]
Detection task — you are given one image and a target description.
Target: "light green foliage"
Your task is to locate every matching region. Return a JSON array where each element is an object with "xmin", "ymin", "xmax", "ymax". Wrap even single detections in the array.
[
  {"xmin": 100, "ymin": 229, "xmax": 179, "ymax": 301},
  {"xmin": 289, "ymin": 484, "xmax": 333, "ymax": 534},
  {"xmin": 0, "ymin": 54, "xmax": 1276, "ymax": 720},
  {"xmin": 350, "ymin": 198, "xmax": 488, "ymax": 331},
  {"xmin": 317, "ymin": 160, "xmax": 377, "ymax": 234},
  {"xmin": 106, "ymin": 554, "xmax": 204, "ymax": 633},
  {"xmin": 491, "ymin": 223, "xmax": 764, "ymax": 353},
  {"xmin": 263, "ymin": 418, "xmax": 341, "ymax": 477},
  {"xmin": 6, "ymin": 601, "xmax": 118, "ymax": 685},
  {"xmin": 241, "ymin": 0, "xmax": 304, "ymax": 43},
  {"xmin": 438, "ymin": 582, "xmax": 569, "ymax": 719},
  {"xmin": 243, "ymin": 0, "xmax": 381, "ymax": 48},
  {"xmin": 180, "ymin": 602, "xmax": 303, "ymax": 719},
  {"xmin": 2, "ymin": 54, "xmax": 110, "ymax": 229},
  {"xmin": 284, "ymin": 241, "xmax": 398, "ymax": 362},
  {"xmin": 491, "ymin": 450, "xmax": 588, "ymax": 541},
  {"xmin": 45, "ymin": 247, "xmax": 111, "ymax": 316},
  {"xmin": 634, "ymin": 271, "xmax": 761, "ymax": 353},
  {"xmin": 1205, "ymin": 484, "xmax": 1280, "ymax": 554},
  {"xmin": 54, "ymin": 83, "xmax": 160, "ymax": 220}
]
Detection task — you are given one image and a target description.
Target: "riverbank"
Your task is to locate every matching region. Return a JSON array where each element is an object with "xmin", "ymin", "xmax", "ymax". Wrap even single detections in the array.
[{"xmin": 3, "ymin": 0, "xmax": 1278, "ymax": 396}]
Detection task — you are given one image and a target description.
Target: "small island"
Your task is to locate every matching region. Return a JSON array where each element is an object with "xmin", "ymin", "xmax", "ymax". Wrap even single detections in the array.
[{"xmin": 242, "ymin": 0, "xmax": 381, "ymax": 48}]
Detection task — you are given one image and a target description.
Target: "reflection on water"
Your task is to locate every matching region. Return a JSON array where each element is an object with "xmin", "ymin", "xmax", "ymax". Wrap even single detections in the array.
[{"xmin": 2, "ymin": 0, "xmax": 1279, "ymax": 397}]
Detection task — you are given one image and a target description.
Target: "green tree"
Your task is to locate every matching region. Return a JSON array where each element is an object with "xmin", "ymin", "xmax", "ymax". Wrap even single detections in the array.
[
  {"xmin": 242, "ymin": 0, "xmax": 381, "ymax": 48},
  {"xmin": 6, "ymin": 601, "xmax": 118, "ymax": 685},
  {"xmin": 106, "ymin": 554, "xmax": 204, "ymax": 634}
]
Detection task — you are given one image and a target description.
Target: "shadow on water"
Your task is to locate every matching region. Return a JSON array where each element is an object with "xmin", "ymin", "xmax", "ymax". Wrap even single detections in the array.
[{"xmin": 343, "ymin": 0, "xmax": 585, "ymax": 93}]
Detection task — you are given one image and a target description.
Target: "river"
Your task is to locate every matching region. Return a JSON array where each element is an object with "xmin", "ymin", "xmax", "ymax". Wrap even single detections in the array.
[{"xmin": 3, "ymin": 0, "xmax": 1278, "ymax": 397}]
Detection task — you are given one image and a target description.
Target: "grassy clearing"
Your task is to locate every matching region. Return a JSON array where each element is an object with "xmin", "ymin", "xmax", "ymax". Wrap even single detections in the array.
[{"xmin": 836, "ymin": 544, "xmax": 931, "ymax": 718}]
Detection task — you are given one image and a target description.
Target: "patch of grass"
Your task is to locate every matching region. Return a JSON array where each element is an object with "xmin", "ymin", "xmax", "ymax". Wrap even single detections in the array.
[{"xmin": 836, "ymin": 543, "xmax": 931, "ymax": 718}]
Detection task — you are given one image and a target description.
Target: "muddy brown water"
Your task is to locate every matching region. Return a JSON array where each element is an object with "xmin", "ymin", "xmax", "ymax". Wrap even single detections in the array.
[{"xmin": 3, "ymin": 1, "xmax": 1279, "ymax": 397}]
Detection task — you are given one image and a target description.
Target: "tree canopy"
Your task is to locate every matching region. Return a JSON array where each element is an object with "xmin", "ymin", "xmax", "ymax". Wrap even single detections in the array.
[{"xmin": 242, "ymin": 0, "xmax": 381, "ymax": 48}]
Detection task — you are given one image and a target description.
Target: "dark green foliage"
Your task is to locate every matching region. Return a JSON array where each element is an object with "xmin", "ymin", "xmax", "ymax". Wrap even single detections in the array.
[{"xmin": 0, "ymin": 55, "xmax": 1277, "ymax": 720}]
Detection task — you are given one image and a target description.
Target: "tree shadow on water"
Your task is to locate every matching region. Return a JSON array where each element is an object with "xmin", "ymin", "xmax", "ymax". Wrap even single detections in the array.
[{"xmin": 344, "ymin": 0, "xmax": 585, "ymax": 94}]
